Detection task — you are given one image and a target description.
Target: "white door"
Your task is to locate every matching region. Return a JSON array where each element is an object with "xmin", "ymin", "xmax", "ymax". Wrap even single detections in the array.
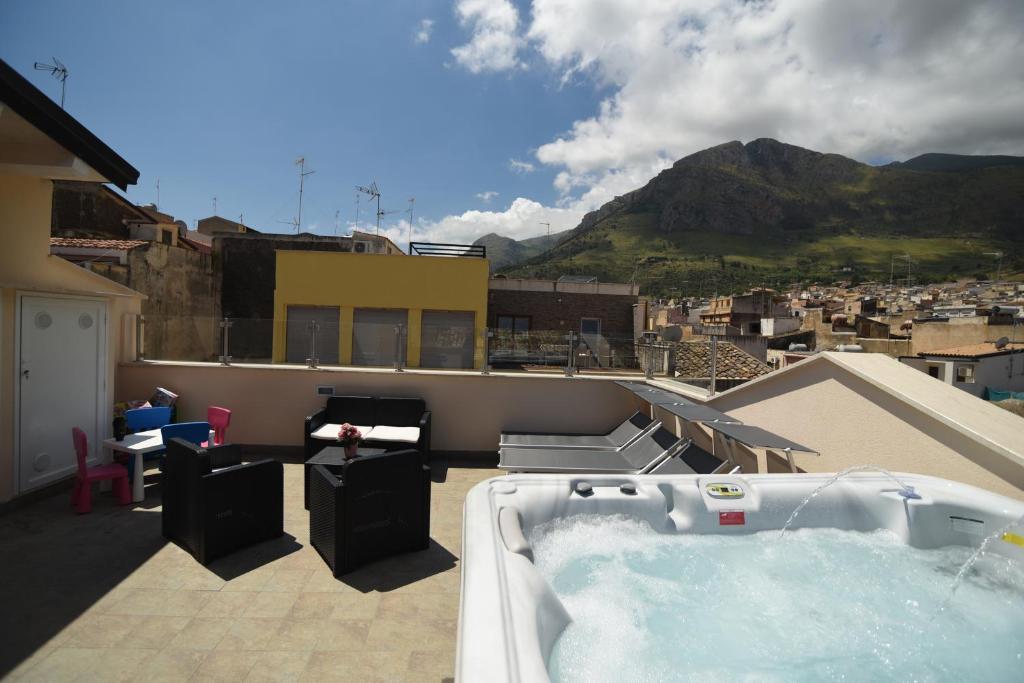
[{"xmin": 18, "ymin": 296, "xmax": 106, "ymax": 493}]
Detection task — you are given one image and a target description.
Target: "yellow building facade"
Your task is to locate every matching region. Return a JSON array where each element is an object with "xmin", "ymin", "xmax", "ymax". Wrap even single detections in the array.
[{"xmin": 272, "ymin": 251, "xmax": 490, "ymax": 369}]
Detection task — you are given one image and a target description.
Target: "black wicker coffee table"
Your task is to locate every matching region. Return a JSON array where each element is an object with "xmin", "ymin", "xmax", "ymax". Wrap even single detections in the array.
[{"xmin": 304, "ymin": 446, "xmax": 386, "ymax": 509}]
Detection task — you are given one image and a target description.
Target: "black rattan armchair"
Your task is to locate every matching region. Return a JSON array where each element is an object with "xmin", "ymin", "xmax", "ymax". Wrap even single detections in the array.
[
  {"xmin": 162, "ymin": 438, "xmax": 283, "ymax": 565},
  {"xmin": 308, "ymin": 448, "xmax": 431, "ymax": 576}
]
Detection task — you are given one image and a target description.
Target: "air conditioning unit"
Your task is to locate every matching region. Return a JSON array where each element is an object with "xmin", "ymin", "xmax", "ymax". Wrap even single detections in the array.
[{"xmin": 354, "ymin": 241, "xmax": 369, "ymax": 253}]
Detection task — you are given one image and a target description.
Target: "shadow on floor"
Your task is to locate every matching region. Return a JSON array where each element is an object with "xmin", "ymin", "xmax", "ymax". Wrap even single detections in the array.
[
  {"xmin": 338, "ymin": 539, "xmax": 458, "ymax": 593},
  {"xmin": 205, "ymin": 532, "xmax": 304, "ymax": 581},
  {"xmin": 0, "ymin": 487, "xmax": 166, "ymax": 677}
]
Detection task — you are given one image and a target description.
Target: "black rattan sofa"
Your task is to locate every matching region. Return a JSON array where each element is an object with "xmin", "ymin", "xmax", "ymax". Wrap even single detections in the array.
[
  {"xmin": 162, "ymin": 438, "xmax": 284, "ymax": 565},
  {"xmin": 304, "ymin": 396, "xmax": 431, "ymax": 462},
  {"xmin": 308, "ymin": 448, "xmax": 431, "ymax": 576}
]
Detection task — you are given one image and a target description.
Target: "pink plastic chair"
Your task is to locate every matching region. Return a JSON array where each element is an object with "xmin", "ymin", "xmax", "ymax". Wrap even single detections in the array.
[
  {"xmin": 71, "ymin": 427, "xmax": 131, "ymax": 514},
  {"xmin": 207, "ymin": 406, "xmax": 231, "ymax": 446}
]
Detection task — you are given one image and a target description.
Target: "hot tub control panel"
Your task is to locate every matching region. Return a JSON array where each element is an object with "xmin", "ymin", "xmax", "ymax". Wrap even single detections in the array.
[{"xmin": 705, "ymin": 483, "xmax": 744, "ymax": 499}]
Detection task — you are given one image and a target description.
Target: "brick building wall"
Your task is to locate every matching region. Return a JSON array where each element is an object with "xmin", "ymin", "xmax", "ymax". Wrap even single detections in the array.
[{"xmin": 487, "ymin": 289, "xmax": 638, "ymax": 339}]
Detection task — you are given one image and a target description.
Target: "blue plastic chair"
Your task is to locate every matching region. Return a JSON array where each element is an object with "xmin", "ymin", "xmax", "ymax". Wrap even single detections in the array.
[
  {"xmin": 125, "ymin": 406, "xmax": 172, "ymax": 432},
  {"xmin": 161, "ymin": 422, "xmax": 212, "ymax": 448},
  {"xmin": 122, "ymin": 407, "xmax": 174, "ymax": 480}
]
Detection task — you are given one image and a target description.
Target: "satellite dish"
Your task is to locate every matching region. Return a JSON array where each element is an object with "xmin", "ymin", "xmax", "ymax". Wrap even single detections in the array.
[{"xmin": 994, "ymin": 336, "xmax": 1009, "ymax": 349}]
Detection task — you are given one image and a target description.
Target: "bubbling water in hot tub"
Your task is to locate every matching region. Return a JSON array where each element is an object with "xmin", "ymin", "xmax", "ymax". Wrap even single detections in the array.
[{"xmin": 529, "ymin": 514, "xmax": 1024, "ymax": 682}]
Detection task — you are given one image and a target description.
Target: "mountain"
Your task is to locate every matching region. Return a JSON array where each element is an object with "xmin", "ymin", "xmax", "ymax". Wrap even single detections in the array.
[
  {"xmin": 887, "ymin": 153, "xmax": 1024, "ymax": 173},
  {"xmin": 474, "ymin": 229, "xmax": 569, "ymax": 270},
  {"xmin": 500, "ymin": 139, "xmax": 1024, "ymax": 293}
]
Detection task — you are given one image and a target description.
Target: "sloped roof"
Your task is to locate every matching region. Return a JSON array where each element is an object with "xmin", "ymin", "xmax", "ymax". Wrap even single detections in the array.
[
  {"xmin": 711, "ymin": 351, "xmax": 1024, "ymax": 472},
  {"xmin": 920, "ymin": 342, "xmax": 1024, "ymax": 359},
  {"xmin": 50, "ymin": 237, "xmax": 147, "ymax": 250},
  {"xmin": 675, "ymin": 341, "xmax": 772, "ymax": 380},
  {"xmin": 0, "ymin": 59, "xmax": 138, "ymax": 189}
]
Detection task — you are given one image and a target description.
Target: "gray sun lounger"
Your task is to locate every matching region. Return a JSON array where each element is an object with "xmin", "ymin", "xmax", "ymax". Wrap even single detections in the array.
[
  {"xmin": 499, "ymin": 427, "xmax": 687, "ymax": 474},
  {"xmin": 648, "ymin": 441, "xmax": 725, "ymax": 474},
  {"xmin": 499, "ymin": 411, "xmax": 659, "ymax": 451}
]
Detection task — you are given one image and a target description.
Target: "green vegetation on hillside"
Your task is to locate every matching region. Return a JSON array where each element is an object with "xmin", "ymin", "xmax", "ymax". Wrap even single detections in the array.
[{"xmin": 498, "ymin": 140, "xmax": 1024, "ymax": 295}]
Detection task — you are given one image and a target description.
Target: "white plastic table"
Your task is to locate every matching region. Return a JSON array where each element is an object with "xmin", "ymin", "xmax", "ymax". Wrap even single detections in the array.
[{"xmin": 102, "ymin": 428, "xmax": 212, "ymax": 502}]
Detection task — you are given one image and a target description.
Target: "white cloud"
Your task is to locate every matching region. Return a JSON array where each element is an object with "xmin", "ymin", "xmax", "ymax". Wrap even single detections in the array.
[
  {"xmin": 508, "ymin": 158, "xmax": 535, "ymax": 174},
  {"xmin": 476, "ymin": 190, "xmax": 499, "ymax": 202},
  {"xmin": 414, "ymin": 19, "xmax": 434, "ymax": 44},
  {"xmin": 451, "ymin": 0, "xmax": 524, "ymax": 73},
  {"xmin": 436, "ymin": 0, "xmax": 1024, "ymax": 244}
]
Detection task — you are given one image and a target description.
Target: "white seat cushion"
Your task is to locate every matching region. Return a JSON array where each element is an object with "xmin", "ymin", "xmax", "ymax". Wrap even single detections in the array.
[
  {"xmin": 311, "ymin": 423, "xmax": 374, "ymax": 441},
  {"xmin": 363, "ymin": 425, "xmax": 420, "ymax": 444}
]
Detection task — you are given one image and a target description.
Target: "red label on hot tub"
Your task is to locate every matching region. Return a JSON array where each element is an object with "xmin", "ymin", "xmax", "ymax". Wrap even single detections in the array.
[{"xmin": 719, "ymin": 510, "xmax": 745, "ymax": 526}]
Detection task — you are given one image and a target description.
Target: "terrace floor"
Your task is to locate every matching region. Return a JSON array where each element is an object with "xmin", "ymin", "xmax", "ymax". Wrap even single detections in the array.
[{"xmin": 0, "ymin": 460, "xmax": 498, "ymax": 682}]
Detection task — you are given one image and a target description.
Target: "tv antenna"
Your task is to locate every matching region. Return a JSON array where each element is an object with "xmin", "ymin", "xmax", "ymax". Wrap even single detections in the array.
[
  {"xmin": 334, "ymin": 210, "xmax": 340, "ymax": 236},
  {"xmin": 895, "ymin": 253, "xmax": 913, "ymax": 286},
  {"xmin": 156, "ymin": 178, "xmax": 160, "ymax": 209},
  {"xmin": 406, "ymin": 197, "xmax": 415, "ymax": 254},
  {"xmin": 294, "ymin": 157, "xmax": 315, "ymax": 233},
  {"xmin": 539, "ymin": 221, "xmax": 551, "ymax": 237},
  {"xmin": 212, "ymin": 196, "xmax": 218, "ymax": 216},
  {"xmin": 355, "ymin": 181, "xmax": 381, "ymax": 235},
  {"xmin": 984, "ymin": 251, "xmax": 1004, "ymax": 282},
  {"xmin": 34, "ymin": 58, "xmax": 69, "ymax": 108}
]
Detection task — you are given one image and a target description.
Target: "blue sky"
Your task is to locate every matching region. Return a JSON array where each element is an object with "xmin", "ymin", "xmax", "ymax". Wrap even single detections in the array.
[
  {"xmin": 2, "ymin": 1, "xmax": 1021, "ymax": 245},
  {"xmin": 0, "ymin": 1, "xmax": 599, "ymax": 239}
]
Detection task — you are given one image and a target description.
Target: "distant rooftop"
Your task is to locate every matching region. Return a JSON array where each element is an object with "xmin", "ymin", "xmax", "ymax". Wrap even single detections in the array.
[{"xmin": 920, "ymin": 342, "xmax": 1024, "ymax": 359}]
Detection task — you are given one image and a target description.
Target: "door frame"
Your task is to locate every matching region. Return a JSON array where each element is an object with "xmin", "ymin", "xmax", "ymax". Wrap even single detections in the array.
[{"xmin": 13, "ymin": 292, "xmax": 108, "ymax": 495}]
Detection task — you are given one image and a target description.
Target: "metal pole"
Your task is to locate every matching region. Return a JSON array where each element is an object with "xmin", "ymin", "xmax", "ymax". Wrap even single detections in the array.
[
  {"xmin": 135, "ymin": 314, "xmax": 146, "ymax": 361},
  {"xmin": 306, "ymin": 320, "xmax": 319, "ymax": 368},
  {"xmin": 393, "ymin": 324, "xmax": 404, "ymax": 372},
  {"xmin": 481, "ymin": 328, "xmax": 492, "ymax": 375},
  {"xmin": 709, "ymin": 334, "xmax": 718, "ymax": 396},
  {"xmin": 219, "ymin": 317, "xmax": 233, "ymax": 365},
  {"xmin": 645, "ymin": 338, "xmax": 654, "ymax": 379},
  {"xmin": 564, "ymin": 331, "xmax": 575, "ymax": 377}
]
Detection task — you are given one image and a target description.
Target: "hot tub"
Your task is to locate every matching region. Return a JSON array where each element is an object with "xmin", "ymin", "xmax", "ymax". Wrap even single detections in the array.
[{"xmin": 456, "ymin": 473, "xmax": 1024, "ymax": 682}]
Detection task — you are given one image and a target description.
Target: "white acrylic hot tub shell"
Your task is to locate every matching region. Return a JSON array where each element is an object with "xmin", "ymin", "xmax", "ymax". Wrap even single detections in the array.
[{"xmin": 455, "ymin": 473, "xmax": 1024, "ymax": 683}]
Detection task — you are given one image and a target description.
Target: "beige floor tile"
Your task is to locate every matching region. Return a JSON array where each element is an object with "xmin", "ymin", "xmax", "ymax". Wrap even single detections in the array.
[
  {"xmin": 196, "ymin": 591, "xmax": 257, "ymax": 618},
  {"xmin": 376, "ymin": 592, "xmax": 456, "ymax": 621},
  {"xmin": 300, "ymin": 572, "xmax": 361, "ymax": 594},
  {"xmin": 263, "ymin": 569, "xmax": 313, "ymax": 592},
  {"xmin": 300, "ymin": 650, "xmax": 407, "ymax": 682},
  {"xmin": 242, "ymin": 591, "xmax": 299, "ymax": 618},
  {"xmin": 216, "ymin": 617, "xmax": 285, "ymax": 651},
  {"xmin": 60, "ymin": 614, "xmax": 144, "ymax": 648},
  {"xmin": 326, "ymin": 592, "xmax": 382, "ymax": 621},
  {"xmin": 166, "ymin": 617, "xmax": 234, "ymax": 650},
  {"xmin": 312, "ymin": 620, "xmax": 372, "ymax": 652},
  {"xmin": 221, "ymin": 568, "xmax": 275, "ymax": 592},
  {"xmin": 244, "ymin": 650, "xmax": 312, "ymax": 682},
  {"xmin": 192, "ymin": 649, "xmax": 258, "ymax": 681},
  {"xmin": 79, "ymin": 648, "xmax": 156, "ymax": 683},
  {"xmin": 288, "ymin": 592, "xmax": 339, "ymax": 620},
  {"xmin": 128, "ymin": 615, "xmax": 191, "ymax": 649},
  {"xmin": 267, "ymin": 619, "xmax": 325, "ymax": 651},
  {"xmin": 137, "ymin": 648, "xmax": 208, "ymax": 682},
  {"xmin": 105, "ymin": 588, "xmax": 211, "ymax": 617},
  {"xmin": 407, "ymin": 650, "xmax": 456, "ymax": 683},
  {"xmin": 364, "ymin": 619, "xmax": 457, "ymax": 653},
  {"xmin": 15, "ymin": 647, "xmax": 104, "ymax": 683}
]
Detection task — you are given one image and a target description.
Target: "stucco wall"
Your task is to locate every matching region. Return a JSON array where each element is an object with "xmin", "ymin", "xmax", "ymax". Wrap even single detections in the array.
[
  {"xmin": 708, "ymin": 359, "xmax": 1024, "ymax": 500},
  {"xmin": 0, "ymin": 174, "xmax": 142, "ymax": 502},
  {"xmin": 273, "ymin": 252, "xmax": 490, "ymax": 368},
  {"xmin": 116, "ymin": 362, "xmax": 635, "ymax": 453},
  {"xmin": 911, "ymin": 318, "xmax": 1017, "ymax": 355}
]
